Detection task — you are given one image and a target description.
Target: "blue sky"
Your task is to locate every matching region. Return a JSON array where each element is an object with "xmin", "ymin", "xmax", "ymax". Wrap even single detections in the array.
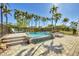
[{"xmin": 1, "ymin": 3, "xmax": 79, "ymax": 26}]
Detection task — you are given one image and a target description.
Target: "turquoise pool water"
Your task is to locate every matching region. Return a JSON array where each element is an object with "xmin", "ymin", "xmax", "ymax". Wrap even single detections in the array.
[{"xmin": 26, "ymin": 32, "xmax": 50, "ymax": 38}]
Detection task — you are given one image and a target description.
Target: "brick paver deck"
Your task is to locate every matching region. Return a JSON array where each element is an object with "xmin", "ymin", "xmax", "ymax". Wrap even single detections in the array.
[{"xmin": 0, "ymin": 33, "xmax": 79, "ymax": 56}]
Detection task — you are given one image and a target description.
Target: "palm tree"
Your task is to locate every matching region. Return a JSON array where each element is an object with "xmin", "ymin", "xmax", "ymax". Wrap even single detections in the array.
[
  {"xmin": 63, "ymin": 18, "xmax": 69, "ymax": 25},
  {"xmin": 50, "ymin": 5, "xmax": 58, "ymax": 27},
  {"xmin": 53, "ymin": 13, "xmax": 62, "ymax": 27},
  {"xmin": 14, "ymin": 9, "xmax": 22, "ymax": 27},
  {"xmin": 38, "ymin": 16, "xmax": 41, "ymax": 28},
  {"xmin": 3, "ymin": 5, "xmax": 11, "ymax": 34},
  {"xmin": 62, "ymin": 18, "xmax": 69, "ymax": 31},
  {"xmin": 3, "ymin": 4, "xmax": 11, "ymax": 25},
  {"xmin": 46, "ymin": 17, "xmax": 51, "ymax": 27},
  {"xmin": 50, "ymin": 5, "xmax": 58, "ymax": 14},
  {"xmin": 0, "ymin": 3, "xmax": 10, "ymax": 36},
  {"xmin": 42, "ymin": 17, "xmax": 47, "ymax": 26},
  {"xmin": 70, "ymin": 21, "xmax": 78, "ymax": 35},
  {"xmin": 34, "ymin": 15, "xmax": 40, "ymax": 28},
  {"xmin": 14, "ymin": 10, "xmax": 25, "ymax": 27},
  {"xmin": 0, "ymin": 3, "xmax": 4, "ymax": 36},
  {"xmin": 14, "ymin": 10, "xmax": 23, "ymax": 27},
  {"xmin": 34, "ymin": 15, "xmax": 38, "ymax": 28},
  {"xmin": 26, "ymin": 13, "xmax": 33, "ymax": 27},
  {"xmin": 14, "ymin": 9, "xmax": 33, "ymax": 28}
]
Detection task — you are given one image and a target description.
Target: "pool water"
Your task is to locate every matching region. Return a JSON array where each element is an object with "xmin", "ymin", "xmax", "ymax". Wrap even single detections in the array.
[
  {"xmin": 26, "ymin": 32, "xmax": 53, "ymax": 44},
  {"xmin": 26, "ymin": 32, "xmax": 50, "ymax": 38}
]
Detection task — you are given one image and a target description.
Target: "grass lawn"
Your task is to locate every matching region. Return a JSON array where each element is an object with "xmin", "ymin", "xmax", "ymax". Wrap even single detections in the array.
[{"xmin": 59, "ymin": 30, "xmax": 73, "ymax": 35}]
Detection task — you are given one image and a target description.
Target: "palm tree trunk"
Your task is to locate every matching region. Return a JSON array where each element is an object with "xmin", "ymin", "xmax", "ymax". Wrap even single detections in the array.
[
  {"xmin": 5, "ymin": 5, "xmax": 8, "ymax": 34},
  {"xmin": 30, "ymin": 20, "xmax": 31, "ymax": 27},
  {"xmin": 1, "ymin": 3, "xmax": 3, "ymax": 37},
  {"xmin": 55, "ymin": 21, "xmax": 57, "ymax": 31},
  {"xmin": 39, "ymin": 20, "xmax": 41, "ymax": 28},
  {"xmin": 35, "ymin": 21, "xmax": 37, "ymax": 28},
  {"xmin": 5, "ymin": 14, "xmax": 8, "ymax": 34},
  {"xmin": 5, "ymin": 14, "xmax": 8, "ymax": 25},
  {"xmin": 5, "ymin": 6, "xmax": 8, "ymax": 25},
  {"xmin": 52, "ymin": 20, "xmax": 53, "ymax": 30},
  {"xmin": 55, "ymin": 22, "xmax": 56, "ymax": 27},
  {"xmin": 52, "ymin": 20, "xmax": 53, "ymax": 25}
]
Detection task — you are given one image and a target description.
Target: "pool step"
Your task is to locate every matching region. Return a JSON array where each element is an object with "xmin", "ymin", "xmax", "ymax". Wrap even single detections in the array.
[
  {"xmin": 2, "ymin": 36, "xmax": 29, "ymax": 46},
  {"xmin": 5, "ymin": 40, "xmax": 28, "ymax": 46},
  {"xmin": 3, "ymin": 36, "xmax": 27, "ymax": 40},
  {"xmin": 2, "ymin": 38, "xmax": 27, "ymax": 43}
]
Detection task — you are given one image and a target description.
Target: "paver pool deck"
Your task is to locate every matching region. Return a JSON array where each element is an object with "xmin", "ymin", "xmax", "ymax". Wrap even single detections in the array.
[{"xmin": 0, "ymin": 33, "xmax": 79, "ymax": 56}]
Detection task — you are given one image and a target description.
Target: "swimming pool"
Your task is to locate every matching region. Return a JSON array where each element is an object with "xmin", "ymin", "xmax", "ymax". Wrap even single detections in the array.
[
  {"xmin": 26, "ymin": 32, "xmax": 54, "ymax": 44},
  {"xmin": 26, "ymin": 32, "xmax": 50, "ymax": 38}
]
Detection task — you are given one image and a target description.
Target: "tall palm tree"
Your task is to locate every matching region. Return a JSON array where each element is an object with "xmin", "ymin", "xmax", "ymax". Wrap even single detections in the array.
[
  {"xmin": 42, "ymin": 17, "xmax": 47, "ymax": 26},
  {"xmin": 14, "ymin": 9, "xmax": 33, "ymax": 27},
  {"xmin": 14, "ymin": 9, "xmax": 22, "ymax": 27},
  {"xmin": 54, "ymin": 13, "xmax": 62, "ymax": 27},
  {"xmin": 0, "ymin": 3, "xmax": 10, "ymax": 35},
  {"xmin": 22, "ymin": 11, "xmax": 29, "ymax": 27},
  {"xmin": 0, "ymin": 3, "xmax": 4, "ymax": 36},
  {"xmin": 3, "ymin": 4, "xmax": 11, "ymax": 25},
  {"xmin": 34, "ymin": 15, "xmax": 40, "ymax": 28},
  {"xmin": 14, "ymin": 10, "xmax": 24, "ymax": 27},
  {"xmin": 38, "ymin": 16, "xmax": 41, "ymax": 28},
  {"xmin": 3, "ymin": 5, "xmax": 11, "ymax": 34},
  {"xmin": 70, "ymin": 21, "xmax": 78, "ymax": 35},
  {"xmin": 70, "ymin": 21, "xmax": 78, "ymax": 29},
  {"xmin": 46, "ymin": 17, "xmax": 50, "ymax": 27},
  {"xmin": 34, "ymin": 15, "xmax": 38, "ymax": 28},
  {"xmin": 50, "ymin": 5, "xmax": 58, "ymax": 14},
  {"xmin": 50, "ymin": 5, "xmax": 58, "ymax": 27},
  {"xmin": 26, "ymin": 13, "xmax": 33, "ymax": 27},
  {"xmin": 63, "ymin": 18, "xmax": 69, "ymax": 25}
]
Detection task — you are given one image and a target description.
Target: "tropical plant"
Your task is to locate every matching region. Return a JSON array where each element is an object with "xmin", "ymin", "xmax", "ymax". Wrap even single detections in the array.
[
  {"xmin": 0, "ymin": 3, "xmax": 4, "ymax": 36},
  {"xmin": 34, "ymin": 15, "xmax": 40, "ymax": 28},
  {"xmin": 0, "ymin": 3, "xmax": 9, "ymax": 36},
  {"xmin": 50, "ymin": 5, "xmax": 58, "ymax": 27},
  {"xmin": 3, "ymin": 5, "xmax": 11, "ymax": 25},
  {"xmin": 70, "ymin": 21, "xmax": 78, "ymax": 35},
  {"xmin": 14, "ymin": 9, "xmax": 22, "ymax": 27},
  {"xmin": 37, "ymin": 16, "xmax": 41, "ymax": 28},
  {"xmin": 50, "ymin": 5, "xmax": 58, "ymax": 14},
  {"xmin": 14, "ymin": 10, "xmax": 28, "ymax": 27},
  {"xmin": 0, "ymin": 3, "xmax": 11, "ymax": 26},
  {"xmin": 47, "ymin": 24, "xmax": 53, "ymax": 28},
  {"xmin": 3, "ymin": 5, "xmax": 11, "ymax": 34},
  {"xmin": 63, "ymin": 18, "xmax": 69, "ymax": 25},
  {"xmin": 25, "ymin": 12, "xmax": 34, "ymax": 27},
  {"xmin": 42, "ymin": 17, "xmax": 47, "ymax": 26},
  {"xmin": 53, "ymin": 13, "xmax": 62, "ymax": 27}
]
